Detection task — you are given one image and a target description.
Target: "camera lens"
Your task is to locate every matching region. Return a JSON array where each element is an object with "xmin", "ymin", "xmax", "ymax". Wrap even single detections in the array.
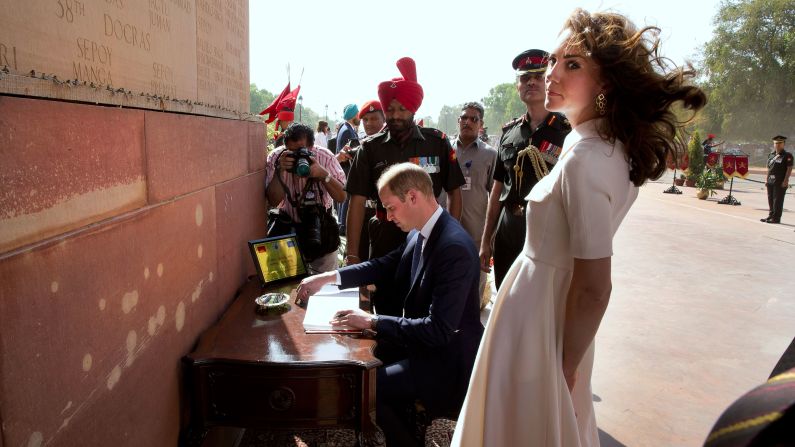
[{"xmin": 295, "ymin": 157, "xmax": 311, "ymax": 177}]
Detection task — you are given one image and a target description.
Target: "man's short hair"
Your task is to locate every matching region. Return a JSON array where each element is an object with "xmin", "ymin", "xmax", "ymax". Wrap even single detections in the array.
[
  {"xmin": 377, "ymin": 163, "xmax": 434, "ymax": 200},
  {"xmin": 283, "ymin": 123, "xmax": 315, "ymax": 146},
  {"xmin": 461, "ymin": 102, "xmax": 485, "ymax": 121}
]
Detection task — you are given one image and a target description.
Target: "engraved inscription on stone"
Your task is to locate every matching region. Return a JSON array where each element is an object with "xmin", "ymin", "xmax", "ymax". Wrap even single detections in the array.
[
  {"xmin": 0, "ymin": 0, "xmax": 248, "ymax": 113},
  {"xmin": 73, "ymin": 37, "xmax": 114, "ymax": 85},
  {"xmin": 0, "ymin": 42, "xmax": 18, "ymax": 70},
  {"xmin": 196, "ymin": 0, "xmax": 248, "ymax": 112}
]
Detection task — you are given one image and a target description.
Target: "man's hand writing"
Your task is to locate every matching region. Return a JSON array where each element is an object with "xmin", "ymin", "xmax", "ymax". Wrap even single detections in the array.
[{"xmin": 330, "ymin": 308, "xmax": 374, "ymax": 330}]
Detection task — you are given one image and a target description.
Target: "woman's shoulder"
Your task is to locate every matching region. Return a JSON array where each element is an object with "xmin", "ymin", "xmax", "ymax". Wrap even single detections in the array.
[{"xmin": 568, "ymin": 136, "xmax": 627, "ymax": 168}]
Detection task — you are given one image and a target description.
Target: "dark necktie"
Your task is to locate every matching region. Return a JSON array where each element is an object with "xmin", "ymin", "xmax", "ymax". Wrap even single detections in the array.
[{"xmin": 410, "ymin": 233, "xmax": 425, "ymax": 281}]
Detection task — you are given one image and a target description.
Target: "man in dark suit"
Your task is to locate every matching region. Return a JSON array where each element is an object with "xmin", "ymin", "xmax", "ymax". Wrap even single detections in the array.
[{"xmin": 297, "ymin": 162, "xmax": 483, "ymax": 446}]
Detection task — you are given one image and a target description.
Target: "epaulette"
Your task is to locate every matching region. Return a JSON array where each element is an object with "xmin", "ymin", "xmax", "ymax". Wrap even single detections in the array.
[
  {"xmin": 502, "ymin": 117, "xmax": 522, "ymax": 130},
  {"xmin": 546, "ymin": 112, "xmax": 571, "ymax": 131},
  {"xmin": 420, "ymin": 126, "xmax": 447, "ymax": 140},
  {"xmin": 361, "ymin": 130, "xmax": 387, "ymax": 145},
  {"xmin": 359, "ymin": 133, "xmax": 379, "ymax": 144}
]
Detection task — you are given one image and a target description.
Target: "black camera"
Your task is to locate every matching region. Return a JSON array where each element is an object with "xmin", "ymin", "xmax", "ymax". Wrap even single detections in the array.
[
  {"xmin": 299, "ymin": 190, "xmax": 322, "ymax": 249},
  {"xmin": 289, "ymin": 147, "xmax": 313, "ymax": 177}
]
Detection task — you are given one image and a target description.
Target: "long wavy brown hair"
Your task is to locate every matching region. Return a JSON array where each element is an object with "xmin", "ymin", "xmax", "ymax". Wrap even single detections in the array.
[{"xmin": 562, "ymin": 9, "xmax": 707, "ymax": 186}]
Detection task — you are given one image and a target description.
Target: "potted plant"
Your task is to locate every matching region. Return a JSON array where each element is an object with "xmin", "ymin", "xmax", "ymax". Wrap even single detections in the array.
[
  {"xmin": 674, "ymin": 173, "xmax": 685, "ymax": 186},
  {"xmin": 695, "ymin": 168, "xmax": 721, "ymax": 200},
  {"xmin": 711, "ymin": 164, "xmax": 725, "ymax": 189},
  {"xmin": 685, "ymin": 172, "xmax": 697, "ymax": 187}
]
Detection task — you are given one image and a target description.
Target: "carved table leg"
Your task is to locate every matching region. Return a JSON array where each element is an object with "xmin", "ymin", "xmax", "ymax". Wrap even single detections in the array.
[{"xmin": 358, "ymin": 368, "xmax": 385, "ymax": 447}]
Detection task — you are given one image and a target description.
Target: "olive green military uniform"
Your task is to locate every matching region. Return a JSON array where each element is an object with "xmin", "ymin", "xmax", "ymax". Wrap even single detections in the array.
[
  {"xmin": 346, "ymin": 124, "xmax": 465, "ymax": 316},
  {"xmin": 492, "ymin": 112, "xmax": 570, "ymax": 287}
]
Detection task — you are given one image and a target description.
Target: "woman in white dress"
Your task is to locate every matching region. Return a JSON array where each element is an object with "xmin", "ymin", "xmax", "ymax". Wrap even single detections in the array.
[
  {"xmin": 314, "ymin": 120, "xmax": 330, "ymax": 148},
  {"xmin": 452, "ymin": 9, "xmax": 706, "ymax": 446}
]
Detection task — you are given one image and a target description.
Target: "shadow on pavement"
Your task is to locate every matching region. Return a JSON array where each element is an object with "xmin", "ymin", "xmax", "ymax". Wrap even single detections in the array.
[{"xmin": 599, "ymin": 429, "xmax": 628, "ymax": 447}]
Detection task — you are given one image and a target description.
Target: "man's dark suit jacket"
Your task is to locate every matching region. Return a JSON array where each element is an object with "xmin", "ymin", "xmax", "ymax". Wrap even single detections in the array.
[{"xmin": 338, "ymin": 210, "xmax": 484, "ymax": 416}]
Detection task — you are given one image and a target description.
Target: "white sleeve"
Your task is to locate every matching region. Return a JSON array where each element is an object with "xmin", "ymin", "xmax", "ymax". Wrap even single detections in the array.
[{"xmin": 560, "ymin": 151, "xmax": 614, "ymax": 259}]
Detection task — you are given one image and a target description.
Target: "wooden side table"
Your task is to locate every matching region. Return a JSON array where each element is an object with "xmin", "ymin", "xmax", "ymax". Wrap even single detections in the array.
[{"xmin": 183, "ymin": 279, "xmax": 384, "ymax": 446}]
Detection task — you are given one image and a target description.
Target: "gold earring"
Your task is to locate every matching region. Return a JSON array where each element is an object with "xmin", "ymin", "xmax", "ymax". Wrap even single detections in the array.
[{"xmin": 595, "ymin": 92, "xmax": 607, "ymax": 116}]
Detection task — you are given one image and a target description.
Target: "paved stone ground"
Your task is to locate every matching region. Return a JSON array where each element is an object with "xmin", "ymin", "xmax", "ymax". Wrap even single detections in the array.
[{"xmin": 590, "ymin": 173, "xmax": 794, "ymax": 446}]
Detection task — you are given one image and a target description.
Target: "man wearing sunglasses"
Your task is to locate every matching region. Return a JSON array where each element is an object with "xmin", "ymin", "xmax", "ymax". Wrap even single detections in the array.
[
  {"xmin": 480, "ymin": 49, "xmax": 571, "ymax": 288},
  {"xmin": 454, "ymin": 102, "xmax": 497, "ymax": 304}
]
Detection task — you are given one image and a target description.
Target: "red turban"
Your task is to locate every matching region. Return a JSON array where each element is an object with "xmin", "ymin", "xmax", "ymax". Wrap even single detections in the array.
[
  {"xmin": 377, "ymin": 57, "xmax": 424, "ymax": 113},
  {"xmin": 277, "ymin": 110, "xmax": 294, "ymax": 122}
]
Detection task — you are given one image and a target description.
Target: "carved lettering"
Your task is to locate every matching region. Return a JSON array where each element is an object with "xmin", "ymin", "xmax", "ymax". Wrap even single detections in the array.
[
  {"xmin": 103, "ymin": 13, "xmax": 152, "ymax": 52},
  {"xmin": 197, "ymin": 16, "xmax": 211, "ymax": 33},
  {"xmin": 0, "ymin": 43, "xmax": 18, "ymax": 70},
  {"xmin": 196, "ymin": 0, "xmax": 221, "ymax": 20},
  {"xmin": 55, "ymin": 0, "xmax": 85, "ymax": 23},
  {"xmin": 148, "ymin": 0, "xmax": 168, "ymax": 14},
  {"xmin": 148, "ymin": 9, "xmax": 171, "ymax": 33},
  {"xmin": 152, "ymin": 62, "xmax": 173, "ymax": 82},
  {"xmin": 169, "ymin": 0, "xmax": 191, "ymax": 13},
  {"xmin": 72, "ymin": 61, "xmax": 113, "ymax": 85},
  {"xmin": 224, "ymin": 41, "xmax": 240, "ymax": 59},
  {"xmin": 150, "ymin": 79, "xmax": 176, "ymax": 97},
  {"xmin": 76, "ymin": 38, "xmax": 112, "ymax": 66},
  {"xmin": 105, "ymin": 0, "xmax": 124, "ymax": 9}
]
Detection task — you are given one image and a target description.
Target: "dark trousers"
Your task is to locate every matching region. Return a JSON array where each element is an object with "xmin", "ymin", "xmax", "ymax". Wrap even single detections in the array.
[
  {"xmin": 336, "ymin": 162, "xmax": 352, "ymax": 231},
  {"xmin": 377, "ymin": 359, "xmax": 419, "ymax": 447},
  {"xmin": 337, "ymin": 197, "xmax": 349, "ymax": 232},
  {"xmin": 767, "ymin": 184, "xmax": 787, "ymax": 221},
  {"xmin": 493, "ymin": 206, "xmax": 525, "ymax": 289},
  {"xmin": 357, "ymin": 208, "xmax": 375, "ymax": 262}
]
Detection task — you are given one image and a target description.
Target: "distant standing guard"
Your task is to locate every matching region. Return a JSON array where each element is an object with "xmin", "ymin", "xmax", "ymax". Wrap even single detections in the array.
[
  {"xmin": 454, "ymin": 102, "xmax": 497, "ymax": 302},
  {"xmin": 761, "ymin": 135, "xmax": 792, "ymax": 224},
  {"xmin": 480, "ymin": 49, "xmax": 571, "ymax": 288}
]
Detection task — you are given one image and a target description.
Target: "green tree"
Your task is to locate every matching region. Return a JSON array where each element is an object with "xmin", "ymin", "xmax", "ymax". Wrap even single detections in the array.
[
  {"xmin": 437, "ymin": 104, "xmax": 462, "ymax": 135},
  {"xmin": 700, "ymin": 0, "xmax": 795, "ymax": 141},
  {"xmin": 249, "ymin": 83, "xmax": 275, "ymax": 115},
  {"xmin": 418, "ymin": 116, "xmax": 438, "ymax": 129},
  {"xmin": 687, "ymin": 130, "xmax": 705, "ymax": 180},
  {"xmin": 481, "ymin": 82, "xmax": 525, "ymax": 136}
]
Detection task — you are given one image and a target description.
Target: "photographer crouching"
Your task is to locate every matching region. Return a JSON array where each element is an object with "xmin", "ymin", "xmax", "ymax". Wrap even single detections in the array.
[{"xmin": 265, "ymin": 123, "xmax": 347, "ymax": 273}]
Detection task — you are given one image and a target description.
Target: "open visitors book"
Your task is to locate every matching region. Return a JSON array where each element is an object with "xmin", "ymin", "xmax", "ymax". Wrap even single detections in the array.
[{"xmin": 302, "ymin": 284, "xmax": 362, "ymax": 334}]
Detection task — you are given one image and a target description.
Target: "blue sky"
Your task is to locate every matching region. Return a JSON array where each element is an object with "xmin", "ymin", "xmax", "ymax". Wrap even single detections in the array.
[{"xmin": 249, "ymin": 0, "xmax": 719, "ymax": 121}]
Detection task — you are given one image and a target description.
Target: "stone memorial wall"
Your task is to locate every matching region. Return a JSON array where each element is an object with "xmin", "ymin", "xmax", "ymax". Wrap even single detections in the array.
[
  {"xmin": 0, "ymin": 0, "xmax": 249, "ymax": 114},
  {"xmin": 0, "ymin": 2, "xmax": 262, "ymax": 445}
]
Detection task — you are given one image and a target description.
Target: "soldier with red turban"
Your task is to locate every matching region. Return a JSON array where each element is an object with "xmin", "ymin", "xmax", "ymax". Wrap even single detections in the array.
[{"xmin": 344, "ymin": 57, "xmax": 465, "ymax": 317}]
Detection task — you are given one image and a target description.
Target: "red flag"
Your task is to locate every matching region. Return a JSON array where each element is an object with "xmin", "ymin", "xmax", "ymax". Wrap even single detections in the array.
[
  {"xmin": 735, "ymin": 154, "xmax": 749, "ymax": 178},
  {"xmin": 722, "ymin": 154, "xmax": 736, "ymax": 178},
  {"xmin": 259, "ymin": 82, "xmax": 290, "ymax": 123},
  {"xmin": 280, "ymin": 85, "xmax": 301, "ymax": 112},
  {"xmin": 706, "ymin": 151, "xmax": 720, "ymax": 167}
]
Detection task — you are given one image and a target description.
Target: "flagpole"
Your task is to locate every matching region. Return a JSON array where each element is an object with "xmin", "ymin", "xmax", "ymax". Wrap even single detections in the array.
[
  {"xmin": 717, "ymin": 150, "xmax": 745, "ymax": 206},
  {"xmin": 663, "ymin": 166, "xmax": 682, "ymax": 194}
]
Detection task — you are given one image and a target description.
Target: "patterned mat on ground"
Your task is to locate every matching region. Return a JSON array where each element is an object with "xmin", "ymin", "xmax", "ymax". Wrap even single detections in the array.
[
  {"xmin": 236, "ymin": 418, "xmax": 455, "ymax": 447},
  {"xmin": 238, "ymin": 428, "xmax": 357, "ymax": 447}
]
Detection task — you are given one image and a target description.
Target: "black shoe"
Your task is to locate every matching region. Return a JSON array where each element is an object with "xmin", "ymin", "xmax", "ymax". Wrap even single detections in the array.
[
  {"xmin": 761, "ymin": 217, "xmax": 770, "ymax": 222},
  {"xmin": 766, "ymin": 219, "xmax": 780, "ymax": 224}
]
